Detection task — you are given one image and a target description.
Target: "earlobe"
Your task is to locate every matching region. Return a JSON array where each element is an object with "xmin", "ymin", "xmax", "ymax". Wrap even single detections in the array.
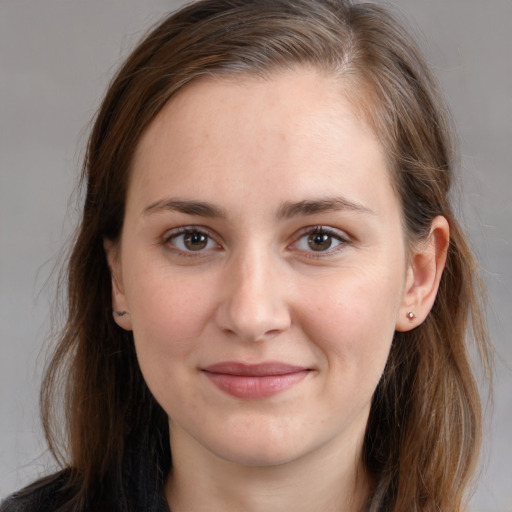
[
  {"xmin": 395, "ymin": 216, "xmax": 450, "ymax": 332},
  {"xmin": 103, "ymin": 238, "xmax": 133, "ymax": 331}
]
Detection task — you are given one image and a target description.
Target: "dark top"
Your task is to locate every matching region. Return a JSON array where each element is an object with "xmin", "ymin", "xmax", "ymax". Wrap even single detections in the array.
[{"xmin": 0, "ymin": 469, "xmax": 170, "ymax": 512}]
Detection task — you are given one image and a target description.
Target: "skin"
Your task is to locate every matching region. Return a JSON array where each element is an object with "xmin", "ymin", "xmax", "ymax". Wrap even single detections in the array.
[{"xmin": 106, "ymin": 68, "xmax": 449, "ymax": 512}]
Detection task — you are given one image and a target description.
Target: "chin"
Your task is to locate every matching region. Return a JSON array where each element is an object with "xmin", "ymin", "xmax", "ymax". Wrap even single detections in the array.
[
  {"xmin": 197, "ymin": 417, "xmax": 323, "ymax": 468},
  {"xmin": 212, "ymin": 440, "xmax": 307, "ymax": 468}
]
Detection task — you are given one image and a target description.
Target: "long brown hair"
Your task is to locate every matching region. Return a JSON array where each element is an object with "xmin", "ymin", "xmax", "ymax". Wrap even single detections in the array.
[{"xmin": 37, "ymin": 1, "xmax": 491, "ymax": 510}]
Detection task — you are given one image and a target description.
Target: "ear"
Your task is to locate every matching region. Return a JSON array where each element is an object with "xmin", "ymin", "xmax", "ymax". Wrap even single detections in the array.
[
  {"xmin": 104, "ymin": 238, "xmax": 133, "ymax": 331},
  {"xmin": 395, "ymin": 216, "xmax": 450, "ymax": 332}
]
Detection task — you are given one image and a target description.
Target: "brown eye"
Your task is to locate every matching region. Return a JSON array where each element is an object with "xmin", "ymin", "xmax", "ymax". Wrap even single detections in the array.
[
  {"xmin": 184, "ymin": 231, "xmax": 209, "ymax": 251},
  {"xmin": 292, "ymin": 226, "xmax": 348, "ymax": 255},
  {"xmin": 166, "ymin": 228, "xmax": 217, "ymax": 253},
  {"xmin": 307, "ymin": 232, "xmax": 334, "ymax": 251}
]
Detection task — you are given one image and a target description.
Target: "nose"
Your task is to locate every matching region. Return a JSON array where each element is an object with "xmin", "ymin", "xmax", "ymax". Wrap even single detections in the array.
[{"xmin": 214, "ymin": 250, "xmax": 292, "ymax": 342}]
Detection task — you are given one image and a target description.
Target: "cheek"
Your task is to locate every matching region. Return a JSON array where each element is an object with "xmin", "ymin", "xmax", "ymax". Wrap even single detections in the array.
[
  {"xmin": 123, "ymin": 256, "xmax": 217, "ymax": 366},
  {"xmin": 299, "ymin": 265, "xmax": 404, "ymax": 381},
  {"xmin": 125, "ymin": 271, "xmax": 218, "ymax": 416}
]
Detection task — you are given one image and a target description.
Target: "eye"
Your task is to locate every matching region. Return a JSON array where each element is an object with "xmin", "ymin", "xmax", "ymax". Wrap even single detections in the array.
[
  {"xmin": 165, "ymin": 228, "xmax": 219, "ymax": 253},
  {"xmin": 293, "ymin": 226, "xmax": 349, "ymax": 253}
]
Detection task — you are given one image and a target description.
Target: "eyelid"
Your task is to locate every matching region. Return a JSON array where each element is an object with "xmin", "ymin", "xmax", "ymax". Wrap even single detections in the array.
[
  {"xmin": 162, "ymin": 225, "xmax": 222, "ymax": 254},
  {"xmin": 162, "ymin": 225, "xmax": 210, "ymax": 241},
  {"xmin": 289, "ymin": 225, "xmax": 352, "ymax": 257}
]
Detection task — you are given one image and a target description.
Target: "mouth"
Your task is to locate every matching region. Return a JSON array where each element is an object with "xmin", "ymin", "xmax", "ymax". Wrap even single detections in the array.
[{"xmin": 201, "ymin": 362, "xmax": 311, "ymax": 399}]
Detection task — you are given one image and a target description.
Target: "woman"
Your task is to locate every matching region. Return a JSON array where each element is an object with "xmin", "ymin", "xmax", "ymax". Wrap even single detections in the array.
[{"xmin": 1, "ymin": 0, "xmax": 492, "ymax": 510}]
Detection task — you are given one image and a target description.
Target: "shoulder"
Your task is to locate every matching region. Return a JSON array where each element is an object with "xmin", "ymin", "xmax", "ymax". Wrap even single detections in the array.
[
  {"xmin": 0, "ymin": 468, "xmax": 170, "ymax": 512},
  {"xmin": 0, "ymin": 470, "xmax": 74, "ymax": 512}
]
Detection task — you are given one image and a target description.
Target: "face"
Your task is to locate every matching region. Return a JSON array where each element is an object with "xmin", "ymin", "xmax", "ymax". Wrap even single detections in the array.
[{"xmin": 108, "ymin": 69, "xmax": 416, "ymax": 469}]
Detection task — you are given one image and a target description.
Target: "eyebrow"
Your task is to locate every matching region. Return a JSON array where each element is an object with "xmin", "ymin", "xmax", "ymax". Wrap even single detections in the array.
[
  {"xmin": 276, "ymin": 197, "xmax": 375, "ymax": 219},
  {"xmin": 141, "ymin": 196, "xmax": 375, "ymax": 219},
  {"xmin": 141, "ymin": 199, "xmax": 227, "ymax": 218}
]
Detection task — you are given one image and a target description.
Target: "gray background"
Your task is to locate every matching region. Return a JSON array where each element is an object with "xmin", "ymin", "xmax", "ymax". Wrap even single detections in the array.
[{"xmin": 1, "ymin": 1, "xmax": 510, "ymax": 509}]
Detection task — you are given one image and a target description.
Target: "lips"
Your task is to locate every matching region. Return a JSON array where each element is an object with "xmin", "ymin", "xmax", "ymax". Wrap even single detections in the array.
[{"xmin": 202, "ymin": 362, "xmax": 311, "ymax": 399}]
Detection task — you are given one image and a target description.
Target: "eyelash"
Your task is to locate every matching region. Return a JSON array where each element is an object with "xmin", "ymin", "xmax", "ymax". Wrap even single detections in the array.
[
  {"xmin": 291, "ymin": 226, "xmax": 351, "ymax": 258},
  {"xmin": 162, "ymin": 226, "xmax": 220, "ymax": 257},
  {"xmin": 161, "ymin": 225, "xmax": 351, "ymax": 258}
]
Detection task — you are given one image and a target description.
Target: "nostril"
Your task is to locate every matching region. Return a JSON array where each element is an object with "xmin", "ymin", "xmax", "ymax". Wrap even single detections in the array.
[
  {"xmin": 262, "ymin": 329, "xmax": 282, "ymax": 339},
  {"xmin": 220, "ymin": 325, "xmax": 283, "ymax": 342}
]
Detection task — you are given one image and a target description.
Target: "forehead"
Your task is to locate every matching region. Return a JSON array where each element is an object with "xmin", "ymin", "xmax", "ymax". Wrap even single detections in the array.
[
  {"xmin": 128, "ymin": 68, "xmax": 397, "ymax": 220},
  {"xmin": 137, "ymin": 69, "xmax": 351, "ymax": 151}
]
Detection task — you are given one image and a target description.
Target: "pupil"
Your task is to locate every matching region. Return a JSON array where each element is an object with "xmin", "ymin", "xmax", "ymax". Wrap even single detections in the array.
[
  {"xmin": 185, "ymin": 232, "xmax": 207, "ymax": 250},
  {"xmin": 308, "ymin": 233, "xmax": 331, "ymax": 251}
]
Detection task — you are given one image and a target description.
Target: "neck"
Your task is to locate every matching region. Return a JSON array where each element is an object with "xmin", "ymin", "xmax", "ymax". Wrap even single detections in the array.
[{"xmin": 165, "ymin": 425, "xmax": 370, "ymax": 512}]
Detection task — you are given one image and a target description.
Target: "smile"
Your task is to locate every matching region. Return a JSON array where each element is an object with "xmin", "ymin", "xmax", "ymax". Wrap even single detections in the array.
[{"xmin": 201, "ymin": 362, "xmax": 311, "ymax": 399}]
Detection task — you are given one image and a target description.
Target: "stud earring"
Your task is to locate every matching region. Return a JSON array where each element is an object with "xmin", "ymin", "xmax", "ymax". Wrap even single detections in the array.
[
  {"xmin": 406, "ymin": 311, "xmax": 416, "ymax": 320},
  {"xmin": 113, "ymin": 310, "xmax": 128, "ymax": 317}
]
